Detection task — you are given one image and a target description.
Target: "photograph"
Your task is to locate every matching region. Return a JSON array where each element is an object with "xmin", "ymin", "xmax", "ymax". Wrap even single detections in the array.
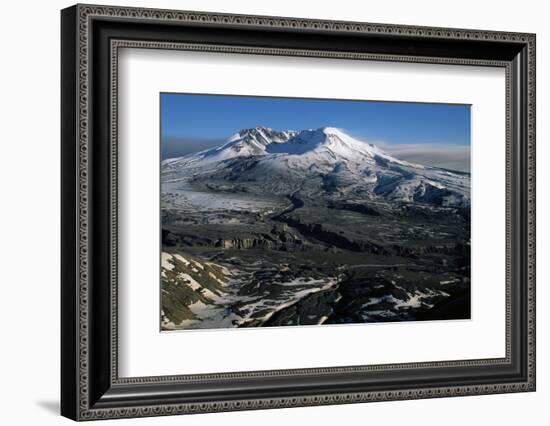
[
  {"xmin": 160, "ymin": 94, "xmax": 472, "ymax": 331},
  {"xmin": 56, "ymin": 3, "xmax": 536, "ymax": 420}
]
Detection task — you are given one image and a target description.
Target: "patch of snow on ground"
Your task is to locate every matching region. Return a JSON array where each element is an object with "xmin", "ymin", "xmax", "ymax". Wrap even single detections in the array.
[
  {"xmin": 173, "ymin": 254, "xmax": 190, "ymax": 266},
  {"xmin": 208, "ymin": 272, "xmax": 226, "ymax": 285},
  {"xmin": 393, "ymin": 291, "xmax": 425, "ymax": 309},
  {"xmin": 440, "ymin": 278, "xmax": 460, "ymax": 285},
  {"xmin": 200, "ymin": 287, "xmax": 224, "ymax": 303},
  {"xmin": 192, "ymin": 260, "xmax": 204, "ymax": 270},
  {"xmin": 178, "ymin": 273, "xmax": 201, "ymax": 290},
  {"xmin": 188, "ymin": 299, "xmax": 209, "ymax": 312},
  {"xmin": 161, "ymin": 252, "xmax": 175, "ymax": 270}
]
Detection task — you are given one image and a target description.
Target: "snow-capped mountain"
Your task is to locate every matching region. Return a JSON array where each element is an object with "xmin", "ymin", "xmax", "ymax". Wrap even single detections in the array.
[
  {"xmin": 163, "ymin": 127, "xmax": 298, "ymax": 166},
  {"xmin": 162, "ymin": 126, "xmax": 470, "ymax": 207}
]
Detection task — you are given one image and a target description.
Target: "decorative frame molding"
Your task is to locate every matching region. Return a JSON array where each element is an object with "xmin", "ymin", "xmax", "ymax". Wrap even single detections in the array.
[{"xmin": 61, "ymin": 4, "xmax": 536, "ymax": 421}]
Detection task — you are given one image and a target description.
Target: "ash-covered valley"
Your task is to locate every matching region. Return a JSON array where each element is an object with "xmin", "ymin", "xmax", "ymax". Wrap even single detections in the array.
[{"xmin": 160, "ymin": 126, "xmax": 471, "ymax": 330}]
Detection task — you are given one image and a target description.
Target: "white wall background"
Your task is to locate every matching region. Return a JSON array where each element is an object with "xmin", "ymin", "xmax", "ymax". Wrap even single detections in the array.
[{"xmin": 0, "ymin": 0, "xmax": 546, "ymax": 424}]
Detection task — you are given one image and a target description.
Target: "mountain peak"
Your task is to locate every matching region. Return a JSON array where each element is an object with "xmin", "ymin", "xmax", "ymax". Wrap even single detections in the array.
[
  {"xmin": 265, "ymin": 126, "xmax": 381, "ymax": 160},
  {"xmin": 239, "ymin": 125, "xmax": 272, "ymax": 136},
  {"xmin": 319, "ymin": 126, "xmax": 345, "ymax": 136},
  {"xmin": 162, "ymin": 125, "xmax": 470, "ymax": 207},
  {"xmin": 237, "ymin": 126, "xmax": 349, "ymax": 144},
  {"xmin": 235, "ymin": 126, "xmax": 297, "ymax": 145}
]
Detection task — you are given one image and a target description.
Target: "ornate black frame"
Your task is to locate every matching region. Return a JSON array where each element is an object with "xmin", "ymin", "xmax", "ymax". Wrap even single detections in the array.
[{"xmin": 61, "ymin": 4, "xmax": 536, "ymax": 421}]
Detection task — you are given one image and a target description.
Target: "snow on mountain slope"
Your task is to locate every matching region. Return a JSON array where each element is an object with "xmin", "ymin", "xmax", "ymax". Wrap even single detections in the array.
[
  {"xmin": 162, "ymin": 127, "xmax": 297, "ymax": 167},
  {"xmin": 162, "ymin": 126, "xmax": 470, "ymax": 207}
]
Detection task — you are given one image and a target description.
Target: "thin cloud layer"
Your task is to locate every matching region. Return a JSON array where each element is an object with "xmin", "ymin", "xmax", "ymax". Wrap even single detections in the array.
[
  {"xmin": 162, "ymin": 137, "xmax": 223, "ymax": 160},
  {"xmin": 376, "ymin": 142, "xmax": 471, "ymax": 173}
]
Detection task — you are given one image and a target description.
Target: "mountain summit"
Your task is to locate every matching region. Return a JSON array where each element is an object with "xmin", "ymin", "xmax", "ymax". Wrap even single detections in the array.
[
  {"xmin": 162, "ymin": 126, "xmax": 470, "ymax": 207},
  {"xmin": 187, "ymin": 126, "xmax": 298, "ymax": 162},
  {"xmin": 267, "ymin": 127, "xmax": 377, "ymax": 156}
]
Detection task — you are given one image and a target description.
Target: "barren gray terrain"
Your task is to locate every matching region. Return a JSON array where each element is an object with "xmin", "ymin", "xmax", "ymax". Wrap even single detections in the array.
[{"xmin": 160, "ymin": 127, "xmax": 470, "ymax": 330}]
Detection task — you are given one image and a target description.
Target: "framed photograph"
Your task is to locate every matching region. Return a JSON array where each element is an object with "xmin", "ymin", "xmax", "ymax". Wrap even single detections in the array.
[{"xmin": 61, "ymin": 4, "xmax": 536, "ymax": 421}]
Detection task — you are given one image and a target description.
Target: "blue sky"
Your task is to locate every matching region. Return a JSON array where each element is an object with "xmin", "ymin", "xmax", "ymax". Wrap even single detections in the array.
[{"xmin": 160, "ymin": 93, "xmax": 471, "ymax": 171}]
